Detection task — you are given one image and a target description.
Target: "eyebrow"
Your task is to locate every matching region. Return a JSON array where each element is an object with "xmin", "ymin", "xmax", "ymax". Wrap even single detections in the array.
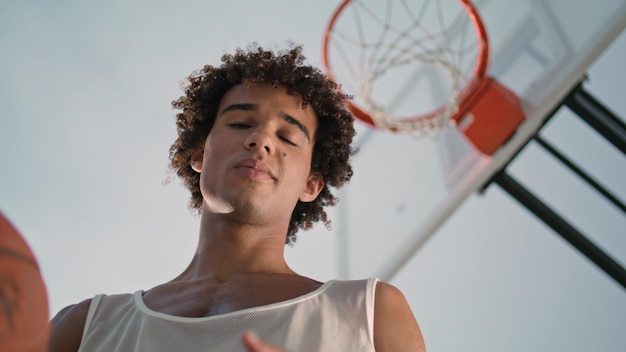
[{"xmin": 219, "ymin": 103, "xmax": 311, "ymax": 142}]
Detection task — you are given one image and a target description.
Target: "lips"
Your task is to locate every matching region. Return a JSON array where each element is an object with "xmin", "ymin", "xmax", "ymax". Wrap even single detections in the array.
[{"xmin": 233, "ymin": 158, "xmax": 276, "ymax": 181}]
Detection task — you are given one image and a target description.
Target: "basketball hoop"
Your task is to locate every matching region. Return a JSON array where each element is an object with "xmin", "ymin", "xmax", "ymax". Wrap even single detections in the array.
[{"xmin": 322, "ymin": 0, "xmax": 525, "ymax": 155}]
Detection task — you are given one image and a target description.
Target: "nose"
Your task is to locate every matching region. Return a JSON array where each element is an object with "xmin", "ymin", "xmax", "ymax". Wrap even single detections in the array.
[{"xmin": 244, "ymin": 128, "xmax": 274, "ymax": 155}]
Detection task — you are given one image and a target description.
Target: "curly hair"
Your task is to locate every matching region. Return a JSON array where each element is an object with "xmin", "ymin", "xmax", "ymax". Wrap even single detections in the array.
[{"xmin": 169, "ymin": 44, "xmax": 356, "ymax": 244}]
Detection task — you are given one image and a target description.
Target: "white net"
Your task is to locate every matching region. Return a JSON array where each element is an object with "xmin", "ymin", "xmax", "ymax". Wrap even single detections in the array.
[{"xmin": 324, "ymin": 0, "xmax": 487, "ymax": 138}]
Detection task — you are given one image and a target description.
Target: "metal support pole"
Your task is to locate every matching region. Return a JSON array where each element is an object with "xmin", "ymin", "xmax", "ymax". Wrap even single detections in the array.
[
  {"xmin": 492, "ymin": 171, "xmax": 626, "ymax": 291},
  {"xmin": 534, "ymin": 136, "xmax": 626, "ymax": 214},
  {"xmin": 564, "ymin": 85, "xmax": 626, "ymax": 155}
]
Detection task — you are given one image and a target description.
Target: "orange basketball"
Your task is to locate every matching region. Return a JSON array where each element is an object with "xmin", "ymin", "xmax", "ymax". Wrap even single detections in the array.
[{"xmin": 0, "ymin": 212, "xmax": 49, "ymax": 352}]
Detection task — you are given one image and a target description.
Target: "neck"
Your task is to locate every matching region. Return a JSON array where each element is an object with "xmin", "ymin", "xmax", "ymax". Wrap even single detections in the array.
[{"xmin": 177, "ymin": 207, "xmax": 294, "ymax": 282}]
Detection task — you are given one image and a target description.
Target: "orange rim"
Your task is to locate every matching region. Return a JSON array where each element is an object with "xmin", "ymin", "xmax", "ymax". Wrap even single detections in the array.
[{"xmin": 322, "ymin": 0, "xmax": 490, "ymax": 129}]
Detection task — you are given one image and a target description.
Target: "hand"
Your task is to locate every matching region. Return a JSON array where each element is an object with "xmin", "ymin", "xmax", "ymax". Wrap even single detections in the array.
[{"xmin": 241, "ymin": 331, "xmax": 286, "ymax": 352}]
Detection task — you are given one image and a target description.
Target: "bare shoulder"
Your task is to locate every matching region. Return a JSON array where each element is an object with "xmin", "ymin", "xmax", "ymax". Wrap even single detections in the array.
[
  {"xmin": 48, "ymin": 298, "xmax": 92, "ymax": 352},
  {"xmin": 373, "ymin": 282, "xmax": 426, "ymax": 352}
]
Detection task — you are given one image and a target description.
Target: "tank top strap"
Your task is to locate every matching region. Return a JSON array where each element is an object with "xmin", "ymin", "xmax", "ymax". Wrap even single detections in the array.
[{"xmin": 80, "ymin": 294, "xmax": 105, "ymax": 347}]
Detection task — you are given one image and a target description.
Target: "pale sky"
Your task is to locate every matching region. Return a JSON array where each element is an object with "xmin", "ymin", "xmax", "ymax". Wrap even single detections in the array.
[{"xmin": 1, "ymin": 1, "xmax": 625, "ymax": 351}]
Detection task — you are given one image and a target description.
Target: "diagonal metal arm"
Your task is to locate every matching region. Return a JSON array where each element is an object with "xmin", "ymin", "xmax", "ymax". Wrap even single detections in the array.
[
  {"xmin": 534, "ymin": 135, "xmax": 626, "ymax": 214},
  {"xmin": 493, "ymin": 171, "xmax": 626, "ymax": 291},
  {"xmin": 564, "ymin": 84, "xmax": 626, "ymax": 155}
]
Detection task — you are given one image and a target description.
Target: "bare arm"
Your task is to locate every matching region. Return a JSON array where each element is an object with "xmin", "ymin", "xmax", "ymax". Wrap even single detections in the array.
[
  {"xmin": 373, "ymin": 282, "xmax": 426, "ymax": 352},
  {"xmin": 48, "ymin": 299, "xmax": 92, "ymax": 352}
]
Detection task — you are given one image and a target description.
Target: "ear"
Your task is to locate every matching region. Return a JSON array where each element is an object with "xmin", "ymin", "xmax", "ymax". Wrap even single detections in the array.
[
  {"xmin": 299, "ymin": 173, "xmax": 324, "ymax": 202},
  {"xmin": 190, "ymin": 148, "xmax": 204, "ymax": 173}
]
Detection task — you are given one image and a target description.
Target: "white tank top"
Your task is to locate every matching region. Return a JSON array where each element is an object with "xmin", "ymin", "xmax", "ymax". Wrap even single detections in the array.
[{"xmin": 78, "ymin": 278, "xmax": 377, "ymax": 352}]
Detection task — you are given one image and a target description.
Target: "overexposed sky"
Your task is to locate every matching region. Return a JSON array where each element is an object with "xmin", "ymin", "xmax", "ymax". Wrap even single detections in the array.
[{"xmin": 1, "ymin": 1, "xmax": 625, "ymax": 351}]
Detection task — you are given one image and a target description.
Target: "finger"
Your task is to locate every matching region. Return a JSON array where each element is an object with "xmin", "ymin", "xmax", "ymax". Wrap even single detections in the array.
[{"xmin": 241, "ymin": 331, "xmax": 283, "ymax": 352}]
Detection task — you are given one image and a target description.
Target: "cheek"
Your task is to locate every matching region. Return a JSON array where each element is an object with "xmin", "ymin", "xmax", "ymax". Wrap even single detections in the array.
[{"xmin": 198, "ymin": 152, "xmax": 225, "ymax": 185}]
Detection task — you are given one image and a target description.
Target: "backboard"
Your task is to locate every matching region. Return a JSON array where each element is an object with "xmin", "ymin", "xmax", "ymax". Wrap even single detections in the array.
[{"xmin": 332, "ymin": 0, "xmax": 626, "ymax": 280}]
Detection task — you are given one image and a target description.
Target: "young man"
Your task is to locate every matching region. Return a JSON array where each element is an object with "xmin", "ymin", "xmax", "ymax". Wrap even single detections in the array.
[{"xmin": 48, "ymin": 45, "xmax": 425, "ymax": 351}]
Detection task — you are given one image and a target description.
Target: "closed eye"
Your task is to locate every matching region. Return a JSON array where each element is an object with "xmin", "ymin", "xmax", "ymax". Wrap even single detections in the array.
[
  {"xmin": 279, "ymin": 135, "xmax": 297, "ymax": 146},
  {"xmin": 228, "ymin": 123, "xmax": 251, "ymax": 129}
]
